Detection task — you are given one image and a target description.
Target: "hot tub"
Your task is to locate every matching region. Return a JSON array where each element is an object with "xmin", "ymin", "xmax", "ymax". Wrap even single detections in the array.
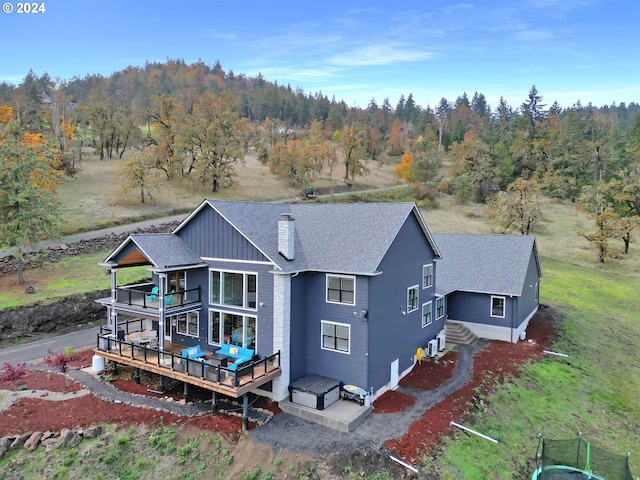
[{"xmin": 289, "ymin": 375, "xmax": 342, "ymax": 410}]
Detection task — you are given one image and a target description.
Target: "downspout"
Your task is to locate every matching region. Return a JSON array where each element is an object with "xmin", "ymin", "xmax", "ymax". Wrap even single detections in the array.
[
  {"xmin": 510, "ymin": 296, "xmax": 516, "ymax": 343},
  {"xmin": 158, "ymin": 273, "xmax": 166, "ymax": 351},
  {"xmin": 110, "ymin": 268, "xmax": 118, "ymax": 333}
]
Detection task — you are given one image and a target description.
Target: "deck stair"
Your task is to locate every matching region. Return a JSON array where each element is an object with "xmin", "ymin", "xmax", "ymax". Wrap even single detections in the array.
[{"xmin": 445, "ymin": 321, "xmax": 478, "ymax": 346}]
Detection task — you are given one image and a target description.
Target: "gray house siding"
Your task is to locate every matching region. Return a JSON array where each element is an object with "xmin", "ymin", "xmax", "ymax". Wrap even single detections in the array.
[
  {"xmin": 289, "ymin": 272, "xmax": 369, "ymax": 387},
  {"xmin": 368, "ymin": 214, "xmax": 441, "ymax": 392},
  {"xmin": 446, "ymin": 290, "xmax": 515, "ymax": 329},
  {"xmin": 517, "ymin": 252, "xmax": 540, "ymax": 324},
  {"xmin": 177, "ymin": 205, "xmax": 269, "ymax": 262}
]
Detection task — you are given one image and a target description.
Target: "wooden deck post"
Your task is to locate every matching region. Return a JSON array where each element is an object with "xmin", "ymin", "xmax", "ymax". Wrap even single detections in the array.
[
  {"xmin": 134, "ymin": 368, "xmax": 140, "ymax": 384},
  {"xmin": 242, "ymin": 394, "xmax": 249, "ymax": 431},
  {"xmin": 159, "ymin": 374, "xmax": 165, "ymax": 392}
]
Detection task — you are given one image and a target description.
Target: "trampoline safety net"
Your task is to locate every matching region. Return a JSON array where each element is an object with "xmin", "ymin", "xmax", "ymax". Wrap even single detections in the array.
[{"xmin": 538, "ymin": 437, "xmax": 634, "ymax": 480}]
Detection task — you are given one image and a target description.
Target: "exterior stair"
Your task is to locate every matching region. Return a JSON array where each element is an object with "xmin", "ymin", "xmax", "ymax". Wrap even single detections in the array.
[{"xmin": 445, "ymin": 321, "xmax": 478, "ymax": 346}]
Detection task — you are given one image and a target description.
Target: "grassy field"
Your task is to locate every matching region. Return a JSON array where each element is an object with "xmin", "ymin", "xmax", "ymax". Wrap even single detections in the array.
[{"xmin": 3, "ymin": 152, "xmax": 640, "ymax": 479}]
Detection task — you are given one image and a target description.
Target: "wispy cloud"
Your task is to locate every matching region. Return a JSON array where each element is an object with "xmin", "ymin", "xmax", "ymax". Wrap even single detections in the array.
[
  {"xmin": 329, "ymin": 43, "xmax": 437, "ymax": 67},
  {"xmin": 201, "ymin": 31, "xmax": 238, "ymax": 41},
  {"xmin": 0, "ymin": 74, "xmax": 25, "ymax": 84},
  {"xmin": 512, "ymin": 29, "xmax": 554, "ymax": 43}
]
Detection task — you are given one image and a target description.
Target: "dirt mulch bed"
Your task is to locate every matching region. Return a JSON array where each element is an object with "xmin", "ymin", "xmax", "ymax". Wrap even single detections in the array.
[
  {"xmin": 400, "ymin": 350, "xmax": 459, "ymax": 390},
  {"xmin": 385, "ymin": 316, "xmax": 556, "ymax": 464},
  {"xmin": 373, "ymin": 390, "xmax": 416, "ymax": 414},
  {"xmin": 0, "ymin": 393, "xmax": 186, "ymax": 437},
  {"xmin": 0, "ymin": 370, "xmax": 83, "ymax": 393}
]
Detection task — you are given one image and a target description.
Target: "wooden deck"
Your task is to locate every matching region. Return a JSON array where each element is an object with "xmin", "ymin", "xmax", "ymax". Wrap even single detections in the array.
[{"xmin": 94, "ymin": 338, "xmax": 281, "ymax": 398}]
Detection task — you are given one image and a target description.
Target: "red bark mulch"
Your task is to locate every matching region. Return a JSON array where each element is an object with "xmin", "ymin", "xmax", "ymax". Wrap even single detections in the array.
[
  {"xmin": 373, "ymin": 390, "xmax": 416, "ymax": 414},
  {"xmin": 384, "ymin": 317, "xmax": 556, "ymax": 464},
  {"xmin": 0, "ymin": 370, "xmax": 82, "ymax": 393},
  {"xmin": 372, "ymin": 351, "xmax": 458, "ymax": 414}
]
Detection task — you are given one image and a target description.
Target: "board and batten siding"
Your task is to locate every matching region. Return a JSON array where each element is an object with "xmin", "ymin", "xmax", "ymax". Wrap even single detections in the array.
[
  {"xmin": 289, "ymin": 272, "xmax": 369, "ymax": 388},
  {"xmin": 177, "ymin": 205, "xmax": 269, "ymax": 262},
  {"xmin": 368, "ymin": 213, "xmax": 442, "ymax": 393}
]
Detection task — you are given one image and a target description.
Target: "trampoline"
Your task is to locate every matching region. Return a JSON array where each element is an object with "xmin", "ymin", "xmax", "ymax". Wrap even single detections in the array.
[{"xmin": 532, "ymin": 435, "xmax": 636, "ymax": 480}]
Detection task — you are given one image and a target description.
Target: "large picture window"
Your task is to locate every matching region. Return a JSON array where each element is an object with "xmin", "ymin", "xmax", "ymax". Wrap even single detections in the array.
[
  {"xmin": 422, "ymin": 301, "xmax": 432, "ymax": 327},
  {"xmin": 436, "ymin": 296, "xmax": 445, "ymax": 318},
  {"xmin": 171, "ymin": 312, "xmax": 199, "ymax": 337},
  {"xmin": 326, "ymin": 275, "xmax": 355, "ymax": 305},
  {"xmin": 422, "ymin": 264, "xmax": 433, "ymax": 288},
  {"xmin": 491, "ymin": 296, "xmax": 505, "ymax": 318},
  {"xmin": 210, "ymin": 270, "xmax": 257, "ymax": 309},
  {"xmin": 407, "ymin": 285, "xmax": 419, "ymax": 313},
  {"xmin": 208, "ymin": 310, "xmax": 256, "ymax": 349},
  {"xmin": 321, "ymin": 321, "xmax": 350, "ymax": 353}
]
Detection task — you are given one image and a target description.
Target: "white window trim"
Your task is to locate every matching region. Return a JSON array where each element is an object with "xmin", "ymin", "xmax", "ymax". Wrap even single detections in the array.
[
  {"xmin": 209, "ymin": 268, "xmax": 258, "ymax": 311},
  {"xmin": 325, "ymin": 274, "xmax": 356, "ymax": 306},
  {"xmin": 207, "ymin": 307, "xmax": 257, "ymax": 347},
  {"xmin": 421, "ymin": 301, "xmax": 432, "ymax": 328},
  {"xmin": 407, "ymin": 284, "xmax": 419, "ymax": 313},
  {"xmin": 422, "ymin": 264, "xmax": 433, "ymax": 289},
  {"xmin": 490, "ymin": 295, "xmax": 506, "ymax": 318},
  {"xmin": 435, "ymin": 296, "xmax": 445, "ymax": 319},
  {"xmin": 320, "ymin": 320, "xmax": 351, "ymax": 354},
  {"xmin": 172, "ymin": 311, "xmax": 199, "ymax": 338}
]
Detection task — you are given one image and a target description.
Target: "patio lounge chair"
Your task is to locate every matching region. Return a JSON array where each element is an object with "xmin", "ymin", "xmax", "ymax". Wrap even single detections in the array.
[
  {"xmin": 145, "ymin": 286, "xmax": 159, "ymax": 301},
  {"xmin": 164, "ymin": 290, "xmax": 175, "ymax": 305}
]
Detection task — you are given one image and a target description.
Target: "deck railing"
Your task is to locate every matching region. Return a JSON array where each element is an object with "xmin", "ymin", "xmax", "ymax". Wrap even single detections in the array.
[
  {"xmin": 114, "ymin": 283, "xmax": 201, "ymax": 309},
  {"xmin": 96, "ymin": 334, "xmax": 280, "ymax": 389}
]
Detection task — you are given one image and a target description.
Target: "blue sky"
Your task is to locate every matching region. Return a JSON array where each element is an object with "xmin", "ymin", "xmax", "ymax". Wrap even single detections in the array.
[{"xmin": 1, "ymin": 0, "xmax": 638, "ymax": 110}]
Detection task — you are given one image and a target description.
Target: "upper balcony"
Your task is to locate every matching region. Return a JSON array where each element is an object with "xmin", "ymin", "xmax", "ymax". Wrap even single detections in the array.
[{"xmin": 96, "ymin": 282, "xmax": 202, "ymax": 316}]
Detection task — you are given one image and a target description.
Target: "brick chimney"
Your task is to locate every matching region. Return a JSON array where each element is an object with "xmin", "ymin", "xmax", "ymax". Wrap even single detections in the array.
[{"xmin": 278, "ymin": 213, "xmax": 295, "ymax": 260}]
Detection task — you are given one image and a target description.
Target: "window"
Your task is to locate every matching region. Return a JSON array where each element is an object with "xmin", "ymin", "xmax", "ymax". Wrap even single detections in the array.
[
  {"xmin": 321, "ymin": 321, "xmax": 350, "ymax": 353},
  {"xmin": 167, "ymin": 271, "xmax": 186, "ymax": 293},
  {"xmin": 326, "ymin": 275, "xmax": 355, "ymax": 305},
  {"xmin": 422, "ymin": 301, "xmax": 432, "ymax": 327},
  {"xmin": 407, "ymin": 285, "xmax": 419, "ymax": 313},
  {"xmin": 172, "ymin": 312, "xmax": 199, "ymax": 337},
  {"xmin": 491, "ymin": 296, "xmax": 505, "ymax": 318},
  {"xmin": 436, "ymin": 296, "xmax": 445, "ymax": 318},
  {"xmin": 422, "ymin": 264, "xmax": 433, "ymax": 288},
  {"xmin": 210, "ymin": 270, "xmax": 257, "ymax": 309},
  {"xmin": 208, "ymin": 310, "xmax": 256, "ymax": 349}
]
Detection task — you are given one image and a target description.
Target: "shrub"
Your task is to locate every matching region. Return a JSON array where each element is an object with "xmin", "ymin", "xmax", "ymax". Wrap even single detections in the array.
[{"xmin": 0, "ymin": 362, "xmax": 26, "ymax": 381}]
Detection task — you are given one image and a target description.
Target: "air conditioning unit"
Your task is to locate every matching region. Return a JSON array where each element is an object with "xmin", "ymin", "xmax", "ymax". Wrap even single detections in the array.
[
  {"xmin": 427, "ymin": 339, "xmax": 438, "ymax": 357},
  {"xmin": 437, "ymin": 331, "xmax": 446, "ymax": 351}
]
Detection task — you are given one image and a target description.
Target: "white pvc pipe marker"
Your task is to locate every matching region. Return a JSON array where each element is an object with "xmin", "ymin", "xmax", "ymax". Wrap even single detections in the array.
[{"xmin": 450, "ymin": 422, "xmax": 499, "ymax": 443}]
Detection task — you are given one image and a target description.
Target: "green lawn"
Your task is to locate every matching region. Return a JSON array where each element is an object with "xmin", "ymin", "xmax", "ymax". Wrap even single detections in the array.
[
  {"xmin": 435, "ymin": 256, "xmax": 640, "ymax": 479},
  {"xmin": 0, "ymin": 251, "xmax": 150, "ymax": 309}
]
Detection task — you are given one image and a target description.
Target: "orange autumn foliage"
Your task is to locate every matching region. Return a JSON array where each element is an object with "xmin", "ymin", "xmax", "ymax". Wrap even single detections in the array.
[
  {"xmin": 0, "ymin": 105, "xmax": 13, "ymax": 124},
  {"xmin": 394, "ymin": 152, "xmax": 415, "ymax": 185}
]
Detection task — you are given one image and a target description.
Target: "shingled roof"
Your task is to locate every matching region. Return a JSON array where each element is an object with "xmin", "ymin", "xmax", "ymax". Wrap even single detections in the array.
[
  {"xmin": 177, "ymin": 200, "xmax": 442, "ymax": 275},
  {"xmin": 432, "ymin": 233, "xmax": 540, "ymax": 296},
  {"xmin": 103, "ymin": 233, "xmax": 205, "ymax": 271}
]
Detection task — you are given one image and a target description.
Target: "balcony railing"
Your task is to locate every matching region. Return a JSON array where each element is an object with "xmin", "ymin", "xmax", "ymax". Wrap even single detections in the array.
[
  {"xmin": 95, "ymin": 333, "xmax": 280, "ymax": 391},
  {"xmin": 114, "ymin": 283, "xmax": 201, "ymax": 309}
]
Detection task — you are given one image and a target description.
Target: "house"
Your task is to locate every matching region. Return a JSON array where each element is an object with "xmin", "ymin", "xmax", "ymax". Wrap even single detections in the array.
[
  {"xmin": 432, "ymin": 233, "xmax": 542, "ymax": 343},
  {"xmin": 94, "ymin": 200, "xmax": 541, "ymax": 428}
]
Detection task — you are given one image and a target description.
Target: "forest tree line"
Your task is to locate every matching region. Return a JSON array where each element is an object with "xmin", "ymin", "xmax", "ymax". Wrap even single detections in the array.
[{"xmin": 1, "ymin": 59, "xmax": 640, "ymax": 262}]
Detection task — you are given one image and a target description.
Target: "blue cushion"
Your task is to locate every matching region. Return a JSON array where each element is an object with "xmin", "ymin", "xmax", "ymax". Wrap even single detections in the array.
[{"xmin": 182, "ymin": 345, "xmax": 205, "ymax": 359}]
